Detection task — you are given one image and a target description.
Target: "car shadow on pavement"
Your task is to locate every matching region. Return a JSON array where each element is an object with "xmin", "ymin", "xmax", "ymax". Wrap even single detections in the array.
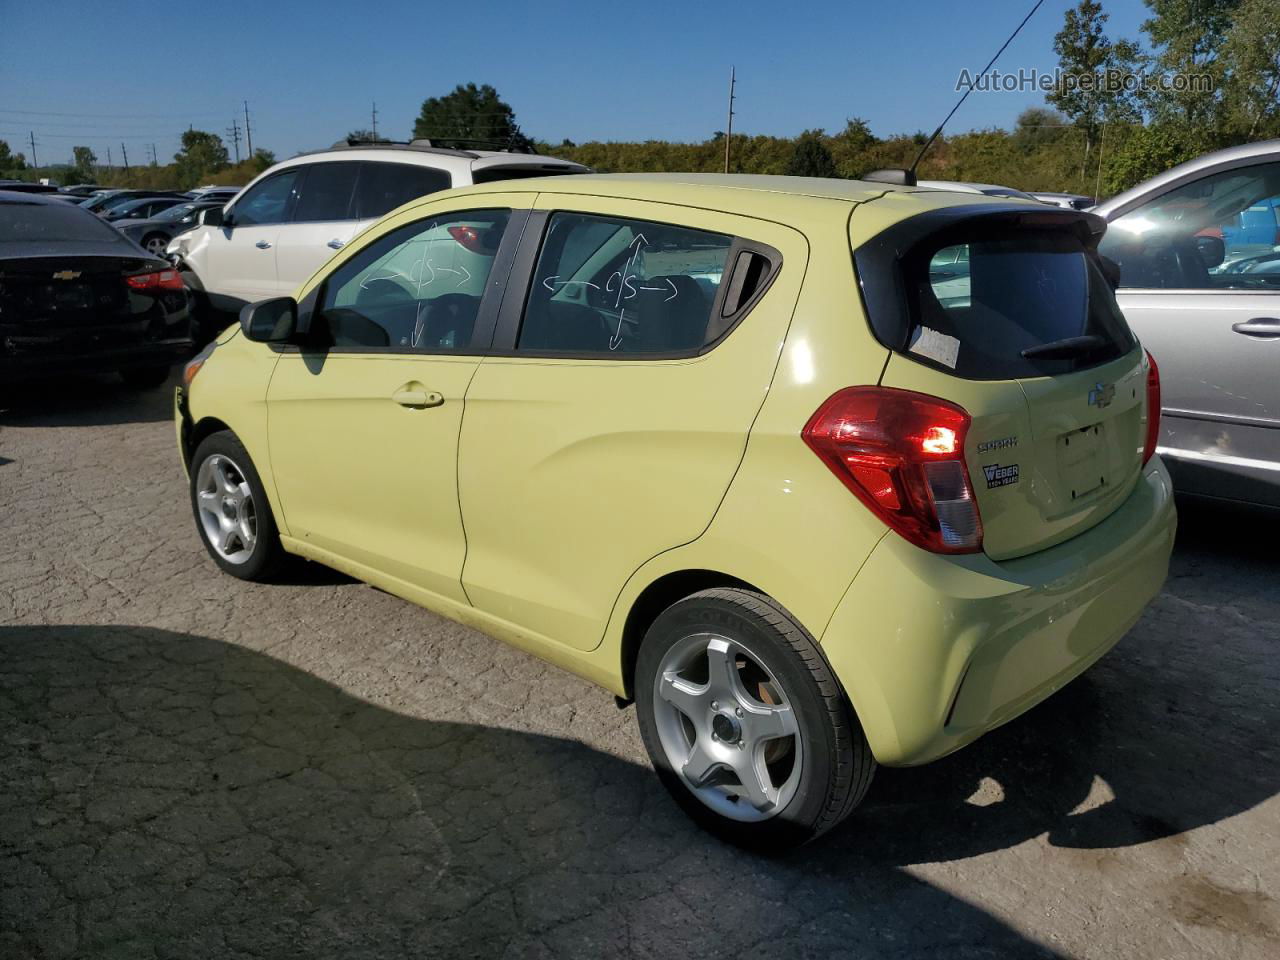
[
  {"xmin": 0, "ymin": 374, "xmax": 176, "ymax": 428},
  {"xmin": 1, "ymin": 624, "xmax": 1070, "ymax": 959}
]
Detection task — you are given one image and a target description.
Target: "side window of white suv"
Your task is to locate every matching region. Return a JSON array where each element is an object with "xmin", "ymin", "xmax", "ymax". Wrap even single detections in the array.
[{"xmin": 229, "ymin": 171, "xmax": 300, "ymax": 227}]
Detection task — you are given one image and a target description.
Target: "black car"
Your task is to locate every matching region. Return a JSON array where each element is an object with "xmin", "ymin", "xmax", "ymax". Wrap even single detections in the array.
[
  {"xmin": 0, "ymin": 191, "xmax": 193, "ymax": 388},
  {"xmin": 80, "ymin": 189, "xmax": 188, "ymax": 216},
  {"xmin": 103, "ymin": 196, "xmax": 190, "ymax": 223},
  {"xmin": 113, "ymin": 201, "xmax": 223, "ymax": 256}
]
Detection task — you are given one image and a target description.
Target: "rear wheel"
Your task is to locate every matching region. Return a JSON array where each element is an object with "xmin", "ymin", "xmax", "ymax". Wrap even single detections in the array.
[
  {"xmin": 119, "ymin": 365, "xmax": 170, "ymax": 389},
  {"xmin": 141, "ymin": 232, "xmax": 170, "ymax": 256},
  {"xmin": 189, "ymin": 431, "xmax": 285, "ymax": 581},
  {"xmin": 635, "ymin": 588, "xmax": 875, "ymax": 852}
]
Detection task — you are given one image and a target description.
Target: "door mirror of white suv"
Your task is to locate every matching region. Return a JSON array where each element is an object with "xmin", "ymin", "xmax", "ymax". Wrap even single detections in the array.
[
  {"xmin": 200, "ymin": 206, "xmax": 225, "ymax": 228},
  {"xmin": 240, "ymin": 297, "xmax": 297, "ymax": 343}
]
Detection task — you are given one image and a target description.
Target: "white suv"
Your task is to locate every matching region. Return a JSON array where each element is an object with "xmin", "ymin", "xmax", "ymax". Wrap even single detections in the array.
[{"xmin": 169, "ymin": 141, "xmax": 588, "ymax": 331}]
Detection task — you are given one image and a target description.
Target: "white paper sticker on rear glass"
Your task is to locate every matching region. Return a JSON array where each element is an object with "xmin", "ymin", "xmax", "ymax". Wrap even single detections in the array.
[{"xmin": 909, "ymin": 326, "xmax": 959, "ymax": 369}]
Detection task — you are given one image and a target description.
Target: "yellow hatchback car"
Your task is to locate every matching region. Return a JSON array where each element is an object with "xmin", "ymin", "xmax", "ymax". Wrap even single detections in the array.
[{"xmin": 176, "ymin": 174, "xmax": 1176, "ymax": 850}]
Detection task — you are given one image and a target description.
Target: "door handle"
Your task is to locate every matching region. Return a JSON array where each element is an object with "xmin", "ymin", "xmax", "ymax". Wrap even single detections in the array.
[
  {"xmin": 255, "ymin": 240, "xmax": 272, "ymax": 250},
  {"xmin": 1231, "ymin": 317, "xmax": 1280, "ymax": 339},
  {"xmin": 327, "ymin": 238, "xmax": 345, "ymax": 250},
  {"xmin": 392, "ymin": 388, "xmax": 444, "ymax": 409}
]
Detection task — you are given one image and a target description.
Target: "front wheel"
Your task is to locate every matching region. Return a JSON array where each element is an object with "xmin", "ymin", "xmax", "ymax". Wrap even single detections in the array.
[
  {"xmin": 141, "ymin": 232, "xmax": 170, "ymax": 256},
  {"xmin": 635, "ymin": 588, "xmax": 875, "ymax": 852},
  {"xmin": 189, "ymin": 431, "xmax": 285, "ymax": 581}
]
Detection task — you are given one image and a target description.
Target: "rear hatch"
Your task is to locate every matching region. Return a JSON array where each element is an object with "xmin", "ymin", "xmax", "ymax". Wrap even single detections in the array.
[{"xmin": 854, "ymin": 202, "xmax": 1148, "ymax": 560}]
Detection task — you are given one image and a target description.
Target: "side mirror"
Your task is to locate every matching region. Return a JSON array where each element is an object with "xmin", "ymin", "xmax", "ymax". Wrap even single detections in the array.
[
  {"xmin": 239, "ymin": 297, "xmax": 297, "ymax": 343},
  {"xmin": 1196, "ymin": 234, "xmax": 1226, "ymax": 270},
  {"xmin": 199, "ymin": 206, "xmax": 225, "ymax": 228}
]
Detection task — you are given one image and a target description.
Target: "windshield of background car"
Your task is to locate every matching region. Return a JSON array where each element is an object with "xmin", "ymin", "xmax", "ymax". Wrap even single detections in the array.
[
  {"xmin": 0, "ymin": 201, "xmax": 131, "ymax": 244},
  {"xmin": 895, "ymin": 226, "xmax": 1135, "ymax": 379},
  {"xmin": 153, "ymin": 203, "xmax": 202, "ymax": 223},
  {"xmin": 1100, "ymin": 161, "xmax": 1280, "ymax": 289}
]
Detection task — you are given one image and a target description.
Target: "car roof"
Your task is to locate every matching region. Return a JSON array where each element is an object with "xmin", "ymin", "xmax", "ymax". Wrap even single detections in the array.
[
  {"xmin": 1094, "ymin": 138, "xmax": 1280, "ymax": 218},
  {"xmin": 270, "ymin": 143, "xmax": 589, "ymax": 177},
  {"xmin": 0, "ymin": 189, "xmax": 60, "ymax": 205}
]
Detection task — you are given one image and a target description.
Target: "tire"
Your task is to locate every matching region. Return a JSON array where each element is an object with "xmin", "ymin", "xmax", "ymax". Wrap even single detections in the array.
[
  {"xmin": 635, "ymin": 588, "xmax": 875, "ymax": 852},
  {"xmin": 189, "ymin": 431, "xmax": 285, "ymax": 581},
  {"xmin": 141, "ymin": 232, "xmax": 170, "ymax": 256},
  {"xmin": 119, "ymin": 365, "xmax": 170, "ymax": 389}
]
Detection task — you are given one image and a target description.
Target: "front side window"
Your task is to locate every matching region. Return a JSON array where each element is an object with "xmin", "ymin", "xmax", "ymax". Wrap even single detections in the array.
[
  {"xmin": 353, "ymin": 162, "xmax": 451, "ymax": 221},
  {"xmin": 316, "ymin": 209, "xmax": 510, "ymax": 350},
  {"xmin": 230, "ymin": 170, "xmax": 300, "ymax": 227},
  {"xmin": 519, "ymin": 213, "xmax": 734, "ymax": 355},
  {"xmin": 1100, "ymin": 161, "xmax": 1280, "ymax": 289},
  {"xmin": 291, "ymin": 162, "xmax": 359, "ymax": 223}
]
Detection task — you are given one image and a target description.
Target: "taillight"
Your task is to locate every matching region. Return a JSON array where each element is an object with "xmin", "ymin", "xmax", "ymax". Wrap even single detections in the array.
[
  {"xmin": 1142, "ymin": 350, "xmax": 1161, "ymax": 465},
  {"xmin": 127, "ymin": 268, "xmax": 184, "ymax": 292},
  {"xmin": 448, "ymin": 225, "xmax": 487, "ymax": 253},
  {"xmin": 802, "ymin": 386, "xmax": 983, "ymax": 554}
]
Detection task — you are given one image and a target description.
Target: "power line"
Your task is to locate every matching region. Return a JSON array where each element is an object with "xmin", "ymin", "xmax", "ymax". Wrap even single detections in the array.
[{"xmin": 0, "ymin": 107, "xmax": 228, "ymax": 119}]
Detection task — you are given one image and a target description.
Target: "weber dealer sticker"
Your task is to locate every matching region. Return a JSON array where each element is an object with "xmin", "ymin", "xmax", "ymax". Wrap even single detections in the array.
[{"xmin": 983, "ymin": 463, "xmax": 1020, "ymax": 489}]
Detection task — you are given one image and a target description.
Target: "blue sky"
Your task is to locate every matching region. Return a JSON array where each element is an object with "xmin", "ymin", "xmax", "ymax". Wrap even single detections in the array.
[{"xmin": 1, "ymin": 0, "xmax": 1150, "ymax": 167}]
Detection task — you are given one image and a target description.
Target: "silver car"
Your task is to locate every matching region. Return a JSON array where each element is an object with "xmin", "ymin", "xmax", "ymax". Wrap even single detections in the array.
[{"xmin": 1095, "ymin": 140, "xmax": 1280, "ymax": 507}]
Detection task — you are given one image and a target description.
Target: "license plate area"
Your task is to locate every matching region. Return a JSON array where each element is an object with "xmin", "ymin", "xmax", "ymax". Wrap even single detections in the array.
[{"xmin": 1057, "ymin": 422, "xmax": 1108, "ymax": 502}]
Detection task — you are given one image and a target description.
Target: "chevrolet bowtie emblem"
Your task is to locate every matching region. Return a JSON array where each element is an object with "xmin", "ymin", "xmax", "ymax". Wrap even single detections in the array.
[
  {"xmin": 51, "ymin": 270, "xmax": 81, "ymax": 281},
  {"xmin": 1088, "ymin": 382, "xmax": 1115, "ymax": 409}
]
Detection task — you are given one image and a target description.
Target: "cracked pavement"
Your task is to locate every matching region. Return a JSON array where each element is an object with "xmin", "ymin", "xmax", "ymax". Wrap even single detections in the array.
[{"xmin": 1, "ymin": 375, "xmax": 1277, "ymax": 959}]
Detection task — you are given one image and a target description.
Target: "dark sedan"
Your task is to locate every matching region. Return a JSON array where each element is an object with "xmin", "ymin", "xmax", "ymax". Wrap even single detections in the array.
[
  {"xmin": 80, "ymin": 189, "xmax": 188, "ymax": 216},
  {"xmin": 0, "ymin": 191, "xmax": 193, "ymax": 388},
  {"xmin": 103, "ymin": 196, "xmax": 190, "ymax": 223},
  {"xmin": 112, "ymin": 201, "xmax": 223, "ymax": 256}
]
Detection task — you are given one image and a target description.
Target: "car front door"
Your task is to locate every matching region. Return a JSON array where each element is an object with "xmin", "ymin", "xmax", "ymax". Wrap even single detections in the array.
[
  {"xmin": 265, "ymin": 202, "xmax": 524, "ymax": 603},
  {"xmin": 1101, "ymin": 160, "xmax": 1280, "ymax": 505},
  {"xmin": 457, "ymin": 198, "xmax": 806, "ymax": 652},
  {"xmin": 273, "ymin": 161, "xmax": 361, "ymax": 296},
  {"xmin": 212, "ymin": 169, "xmax": 301, "ymax": 306}
]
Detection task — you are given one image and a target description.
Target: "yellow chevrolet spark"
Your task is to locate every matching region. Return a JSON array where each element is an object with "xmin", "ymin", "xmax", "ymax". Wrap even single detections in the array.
[{"xmin": 176, "ymin": 174, "xmax": 1175, "ymax": 850}]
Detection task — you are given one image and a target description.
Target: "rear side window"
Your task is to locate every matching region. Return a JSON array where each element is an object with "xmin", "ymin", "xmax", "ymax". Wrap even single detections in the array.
[
  {"xmin": 863, "ymin": 222, "xmax": 1136, "ymax": 380},
  {"xmin": 519, "ymin": 212, "xmax": 767, "ymax": 356},
  {"xmin": 353, "ymin": 162, "xmax": 451, "ymax": 220},
  {"xmin": 291, "ymin": 162, "xmax": 359, "ymax": 222}
]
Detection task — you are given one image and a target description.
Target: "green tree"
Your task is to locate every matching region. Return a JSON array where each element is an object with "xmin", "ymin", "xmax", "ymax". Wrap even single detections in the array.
[
  {"xmin": 345, "ymin": 129, "xmax": 390, "ymax": 144},
  {"xmin": 0, "ymin": 139, "xmax": 26, "ymax": 176},
  {"xmin": 1140, "ymin": 0, "xmax": 1239, "ymax": 130},
  {"xmin": 250, "ymin": 149, "xmax": 276, "ymax": 173},
  {"xmin": 1048, "ymin": 1, "xmax": 1143, "ymax": 180},
  {"xmin": 786, "ymin": 130, "xmax": 838, "ymax": 178},
  {"xmin": 412, "ymin": 83, "xmax": 530, "ymax": 149},
  {"xmin": 1218, "ymin": 0, "xmax": 1280, "ymax": 138},
  {"xmin": 173, "ymin": 129, "xmax": 230, "ymax": 186},
  {"xmin": 70, "ymin": 146, "xmax": 97, "ymax": 181}
]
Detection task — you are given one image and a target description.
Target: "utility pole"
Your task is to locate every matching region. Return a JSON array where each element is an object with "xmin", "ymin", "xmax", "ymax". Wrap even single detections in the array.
[
  {"xmin": 371, "ymin": 101, "xmax": 379, "ymax": 141},
  {"xmin": 724, "ymin": 66, "xmax": 736, "ymax": 174},
  {"xmin": 28, "ymin": 131, "xmax": 37, "ymax": 170},
  {"xmin": 227, "ymin": 118, "xmax": 242, "ymax": 163},
  {"xmin": 121, "ymin": 143, "xmax": 129, "ymax": 173},
  {"xmin": 243, "ymin": 101, "xmax": 253, "ymax": 156},
  {"xmin": 107, "ymin": 146, "xmax": 113, "ymax": 169},
  {"xmin": 149, "ymin": 143, "xmax": 158, "ymax": 166}
]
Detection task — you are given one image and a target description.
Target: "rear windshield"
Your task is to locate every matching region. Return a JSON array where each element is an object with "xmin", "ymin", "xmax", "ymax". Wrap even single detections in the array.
[
  {"xmin": 0, "ymin": 201, "xmax": 128, "ymax": 244},
  {"xmin": 895, "ymin": 227, "xmax": 1135, "ymax": 380}
]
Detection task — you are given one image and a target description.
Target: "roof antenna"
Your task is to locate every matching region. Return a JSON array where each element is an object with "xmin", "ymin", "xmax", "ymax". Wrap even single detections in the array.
[{"xmin": 864, "ymin": 0, "xmax": 1047, "ymax": 188}]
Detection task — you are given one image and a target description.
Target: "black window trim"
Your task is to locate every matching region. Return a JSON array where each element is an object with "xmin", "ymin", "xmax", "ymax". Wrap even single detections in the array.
[
  {"xmin": 288, "ymin": 160, "xmax": 361, "ymax": 224},
  {"xmin": 276, "ymin": 207, "xmax": 530, "ymax": 357},
  {"xmin": 486, "ymin": 208, "xmax": 783, "ymax": 360}
]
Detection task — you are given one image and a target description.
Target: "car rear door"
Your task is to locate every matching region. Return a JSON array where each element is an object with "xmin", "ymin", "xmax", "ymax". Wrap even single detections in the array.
[
  {"xmin": 265, "ymin": 201, "xmax": 526, "ymax": 604},
  {"xmin": 1100, "ymin": 161, "xmax": 1280, "ymax": 506},
  {"xmin": 456, "ymin": 195, "xmax": 805, "ymax": 652},
  {"xmin": 273, "ymin": 161, "xmax": 361, "ymax": 295},
  {"xmin": 855, "ymin": 203, "xmax": 1150, "ymax": 560}
]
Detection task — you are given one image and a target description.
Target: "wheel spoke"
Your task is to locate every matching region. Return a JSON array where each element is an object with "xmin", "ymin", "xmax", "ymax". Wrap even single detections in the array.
[
  {"xmin": 217, "ymin": 524, "xmax": 237, "ymax": 555},
  {"xmin": 732, "ymin": 749, "xmax": 780, "ymax": 813},
  {"xmin": 238, "ymin": 517, "xmax": 255, "ymax": 549},
  {"xmin": 705, "ymin": 637, "xmax": 751, "ymax": 703},
  {"xmin": 743, "ymin": 702, "xmax": 798, "ymax": 745},
  {"xmin": 197, "ymin": 490, "xmax": 219, "ymax": 514},
  {"xmin": 682, "ymin": 739, "xmax": 723, "ymax": 788},
  {"xmin": 658, "ymin": 672, "xmax": 708, "ymax": 720}
]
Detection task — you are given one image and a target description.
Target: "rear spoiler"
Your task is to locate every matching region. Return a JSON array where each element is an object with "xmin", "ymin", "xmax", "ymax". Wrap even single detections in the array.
[
  {"xmin": 468, "ymin": 155, "xmax": 590, "ymax": 176},
  {"xmin": 854, "ymin": 202, "xmax": 1109, "ymax": 353}
]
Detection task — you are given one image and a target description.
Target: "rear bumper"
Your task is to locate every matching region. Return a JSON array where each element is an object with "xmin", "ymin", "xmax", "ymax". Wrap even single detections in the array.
[
  {"xmin": 0, "ymin": 337, "xmax": 194, "ymax": 382},
  {"xmin": 821, "ymin": 457, "xmax": 1177, "ymax": 766}
]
